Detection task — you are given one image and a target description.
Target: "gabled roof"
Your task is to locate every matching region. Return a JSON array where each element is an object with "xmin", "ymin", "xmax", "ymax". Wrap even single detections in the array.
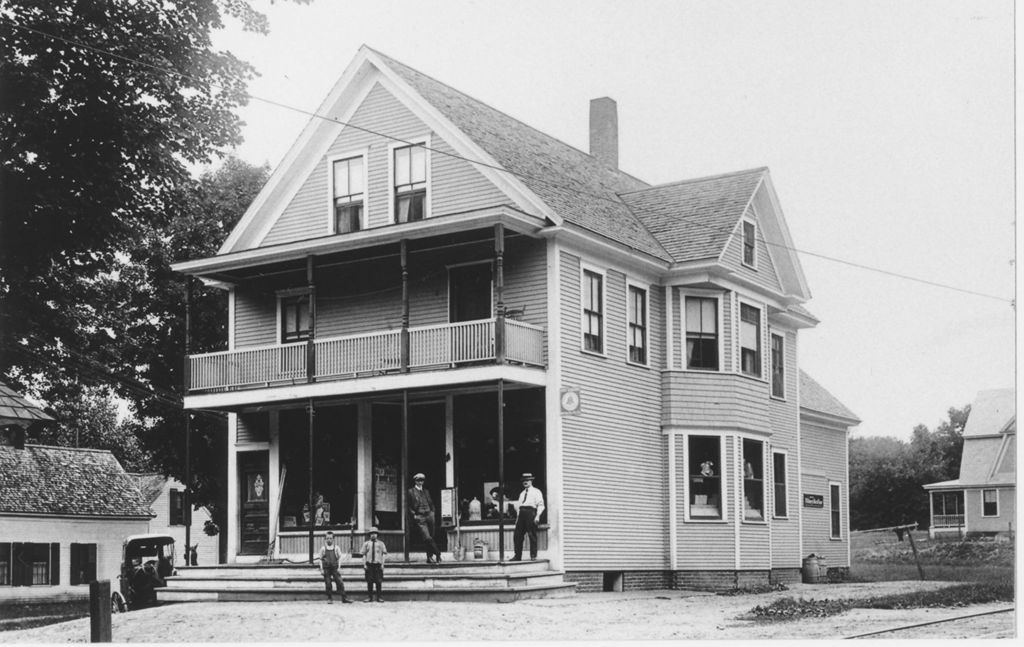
[
  {"xmin": 128, "ymin": 472, "xmax": 168, "ymax": 507},
  {"xmin": 620, "ymin": 168, "xmax": 766, "ymax": 263},
  {"xmin": 367, "ymin": 48, "xmax": 668, "ymax": 260},
  {"xmin": 799, "ymin": 370, "xmax": 860, "ymax": 424},
  {"xmin": 963, "ymin": 388, "xmax": 1015, "ymax": 438},
  {"xmin": 956, "ymin": 388, "xmax": 1015, "ymax": 487},
  {"xmin": 0, "ymin": 444, "xmax": 152, "ymax": 518}
]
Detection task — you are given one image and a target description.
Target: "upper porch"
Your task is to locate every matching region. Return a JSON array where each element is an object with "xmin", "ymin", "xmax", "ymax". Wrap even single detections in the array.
[{"xmin": 175, "ymin": 212, "xmax": 551, "ymax": 409}]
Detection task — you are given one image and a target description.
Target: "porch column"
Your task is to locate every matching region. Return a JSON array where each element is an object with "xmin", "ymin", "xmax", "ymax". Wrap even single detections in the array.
[
  {"xmin": 307, "ymin": 399, "xmax": 315, "ymax": 563},
  {"xmin": 497, "ymin": 378, "xmax": 506, "ymax": 560},
  {"xmin": 183, "ymin": 276, "xmax": 193, "ymax": 559},
  {"xmin": 268, "ymin": 411, "xmax": 281, "ymax": 559},
  {"xmin": 400, "ymin": 240, "xmax": 410, "ymax": 373},
  {"xmin": 357, "ymin": 402, "xmax": 372, "ymax": 531},
  {"xmin": 401, "ymin": 390, "xmax": 409, "ymax": 561},
  {"xmin": 306, "ymin": 256, "xmax": 316, "ymax": 383},
  {"xmin": 494, "ymin": 224, "xmax": 505, "ymax": 364}
]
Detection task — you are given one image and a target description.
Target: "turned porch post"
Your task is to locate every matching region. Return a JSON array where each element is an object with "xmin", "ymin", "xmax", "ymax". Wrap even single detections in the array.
[
  {"xmin": 183, "ymin": 276, "xmax": 193, "ymax": 560},
  {"xmin": 306, "ymin": 256, "xmax": 316, "ymax": 383},
  {"xmin": 400, "ymin": 240, "xmax": 410, "ymax": 373},
  {"xmin": 494, "ymin": 224, "xmax": 505, "ymax": 364},
  {"xmin": 307, "ymin": 399, "xmax": 316, "ymax": 563}
]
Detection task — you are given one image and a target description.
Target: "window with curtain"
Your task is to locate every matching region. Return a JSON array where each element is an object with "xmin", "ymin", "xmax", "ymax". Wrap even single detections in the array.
[
  {"xmin": 685, "ymin": 296, "xmax": 718, "ymax": 370},
  {"xmin": 627, "ymin": 284, "xmax": 647, "ymax": 364},
  {"xmin": 740, "ymin": 303, "xmax": 761, "ymax": 377},
  {"xmin": 982, "ymin": 489, "xmax": 999, "ymax": 516},
  {"xmin": 332, "ymin": 156, "xmax": 364, "ymax": 233},
  {"xmin": 393, "ymin": 144, "xmax": 426, "ymax": 223}
]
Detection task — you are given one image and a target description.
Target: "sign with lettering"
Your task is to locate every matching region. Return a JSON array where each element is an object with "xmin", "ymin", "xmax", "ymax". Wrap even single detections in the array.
[
  {"xmin": 373, "ymin": 462, "xmax": 398, "ymax": 512},
  {"xmin": 803, "ymin": 493, "xmax": 824, "ymax": 508},
  {"xmin": 440, "ymin": 487, "xmax": 456, "ymax": 527}
]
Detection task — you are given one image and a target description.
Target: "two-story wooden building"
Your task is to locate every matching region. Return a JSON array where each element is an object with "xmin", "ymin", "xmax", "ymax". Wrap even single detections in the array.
[{"xmin": 172, "ymin": 46, "xmax": 858, "ymax": 590}]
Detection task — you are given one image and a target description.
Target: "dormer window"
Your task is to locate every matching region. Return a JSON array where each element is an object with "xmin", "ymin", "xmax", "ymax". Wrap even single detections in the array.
[
  {"xmin": 742, "ymin": 220, "xmax": 757, "ymax": 268},
  {"xmin": 331, "ymin": 155, "xmax": 364, "ymax": 234},
  {"xmin": 393, "ymin": 143, "xmax": 427, "ymax": 223}
]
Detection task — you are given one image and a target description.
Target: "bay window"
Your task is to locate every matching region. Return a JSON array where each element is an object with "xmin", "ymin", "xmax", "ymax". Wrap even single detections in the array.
[
  {"xmin": 627, "ymin": 284, "xmax": 647, "ymax": 364},
  {"xmin": 771, "ymin": 333, "xmax": 785, "ymax": 397},
  {"xmin": 685, "ymin": 296, "xmax": 718, "ymax": 370},
  {"xmin": 688, "ymin": 435, "xmax": 722, "ymax": 520},
  {"xmin": 742, "ymin": 438, "xmax": 765, "ymax": 521},
  {"xmin": 740, "ymin": 303, "xmax": 761, "ymax": 377}
]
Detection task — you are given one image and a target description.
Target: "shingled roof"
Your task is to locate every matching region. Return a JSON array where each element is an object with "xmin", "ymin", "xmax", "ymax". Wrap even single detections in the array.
[
  {"xmin": 620, "ymin": 169, "xmax": 766, "ymax": 263},
  {"xmin": 371, "ymin": 48, "xmax": 671, "ymax": 261},
  {"xmin": 0, "ymin": 380, "xmax": 55, "ymax": 427},
  {"xmin": 127, "ymin": 472, "xmax": 168, "ymax": 508},
  {"xmin": 0, "ymin": 444, "xmax": 152, "ymax": 518},
  {"xmin": 799, "ymin": 370, "xmax": 860, "ymax": 424}
]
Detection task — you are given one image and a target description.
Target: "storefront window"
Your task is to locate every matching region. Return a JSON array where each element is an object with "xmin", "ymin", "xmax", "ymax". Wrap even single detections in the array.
[
  {"xmin": 688, "ymin": 435, "xmax": 722, "ymax": 519},
  {"xmin": 278, "ymin": 405, "xmax": 358, "ymax": 531},
  {"xmin": 453, "ymin": 389, "xmax": 545, "ymax": 525},
  {"xmin": 742, "ymin": 438, "xmax": 765, "ymax": 521}
]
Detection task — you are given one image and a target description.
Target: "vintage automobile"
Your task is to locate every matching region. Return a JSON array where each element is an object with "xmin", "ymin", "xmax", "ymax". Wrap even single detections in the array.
[{"xmin": 111, "ymin": 534, "xmax": 176, "ymax": 612}]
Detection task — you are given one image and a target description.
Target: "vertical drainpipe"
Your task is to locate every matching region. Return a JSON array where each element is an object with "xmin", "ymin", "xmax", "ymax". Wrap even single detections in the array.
[
  {"xmin": 494, "ymin": 224, "xmax": 506, "ymax": 560},
  {"xmin": 183, "ymin": 276, "xmax": 192, "ymax": 563},
  {"xmin": 306, "ymin": 256, "xmax": 317, "ymax": 563}
]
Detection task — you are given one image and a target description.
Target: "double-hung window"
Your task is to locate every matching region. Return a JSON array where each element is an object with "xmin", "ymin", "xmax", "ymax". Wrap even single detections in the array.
[
  {"xmin": 771, "ymin": 333, "xmax": 785, "ymax": 397},
  {"xmin": 70, "ymin": 544, "xmax": 97, "ymax": 585},
  {"xmin": 627, "ymin": 284, "xmax": 647, "ymax": 364},
  {"xmin": 982, "ymin": 489, "xmax": 999, "ymax": 516},
  {"xmin": 742, "ymin": 220, "xmax": 757, "ymax": 268},
  {"xmin": 685, "ymin": 296, "xmax": 718, "ymax": 370},
  {"xmin": 742, "ymin": 438, "xmax": 765, "ymax": 521},
  {"xmin": 393, "ymin": 144, "xmax": 427, "ymax": 223},
  {"xmin": 688, "ymin": 435, "xmax": 723, "ymax": 520},
  {"xmin": 331, "ymin": 155, "xmax": 364, "ymax": 233},
  {"xmin": 281, "ymin": 293, "xmax": 311, "ymax": 343},
  {"xmin": 170, "ymin": 488, "xmax": 185, "ymax": 526},
  {"xmin": 772, "ymin": 451, "xmax": 788, "ymax": 517},
  {"xmin": 6, "ymin": 543, "xmax": 59, "ymax": 586},
  {"xmin": 829, "ymin": 482, "xmax": 842, "ymax": 539},
  {"xmin": 582, "ymin": 269, "xmax": 604, "ymax": 353},
  {"xmin": 740, "ymin": 303, "xmax": 761, "ymax": 377}
]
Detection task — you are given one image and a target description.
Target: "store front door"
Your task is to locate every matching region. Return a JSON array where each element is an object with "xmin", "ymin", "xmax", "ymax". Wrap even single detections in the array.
[
  {"xmin": 238, "ymin": 450, "xmax": 269, "ymax": 555},
  {"xmin": 407, "ymin": 402, "xmax": 447, "ymax": 554}
]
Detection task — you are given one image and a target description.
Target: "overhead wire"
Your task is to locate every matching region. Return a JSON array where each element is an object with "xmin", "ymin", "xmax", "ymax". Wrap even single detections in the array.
[{"xmin": 0, "ymin": 15, "xmax": 1013, "ymax": 306}]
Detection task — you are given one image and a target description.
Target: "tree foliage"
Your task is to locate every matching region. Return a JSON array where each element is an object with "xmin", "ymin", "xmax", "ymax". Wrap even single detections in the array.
[{"xmin": 849, "ymin": 405, "xmax": 969, "ymax": 530}]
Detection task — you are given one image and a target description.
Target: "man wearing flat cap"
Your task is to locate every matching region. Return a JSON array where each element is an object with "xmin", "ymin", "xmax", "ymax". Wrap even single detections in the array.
[
  {"xmin": 406, "ymin": 472, "xmax": 442, "ymax": 563},
  {"xmin": 511, "ymin": 472, "xmax": 544, "ymax": 561}
]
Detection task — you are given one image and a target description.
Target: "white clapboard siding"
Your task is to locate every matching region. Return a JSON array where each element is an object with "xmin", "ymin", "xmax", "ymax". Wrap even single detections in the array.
[
  {"xmin": 662, "ymin": 372, "xmax": 771, "ymax": 433},
  {"xmin": 799, "ymin": 421, "xmax": 849, "ymax": 566},
  {"xmin": 559, "ymin": 252, "xmax": 667, "ymax": 571},
  {"xmin": 0, "ymin": 516, "xmax": 149, "ymax": 602},
  {"xmin": 720, "ymin": 208, "xmax": 784, "ymax": 294},
  {"xmin": 675, "ymin": 438, "xmax": 737, "ymax": 569},
  {"xmin": 234, "ymin": 292, "xmax": 277, "ymax": 348},
  {"xmin": 768, "ymin": 329, "xmax": 800, "ymax": 567},
  {"xmin": 262, "ymin": 82, "xmax": 509, "ymax": 247}
]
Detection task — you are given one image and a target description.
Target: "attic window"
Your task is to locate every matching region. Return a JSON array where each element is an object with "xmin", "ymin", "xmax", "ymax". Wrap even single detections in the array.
[
  {"xmin": 331, "ymin": 155, "xmax": 364, "ymax": 234},
  {"xmin": 393, "ymin": 143, "xmax": 427, "ymax": 223},
  {"xmin": 742, "ymin": 220, "xmax": 757, "ymax": 268}
]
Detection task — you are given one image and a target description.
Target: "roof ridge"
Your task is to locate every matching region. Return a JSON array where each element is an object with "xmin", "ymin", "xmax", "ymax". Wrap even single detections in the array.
[
  {"xmin": 619, "ymin": 167, "xmax": 768, "ymax": 195},
  {"xmin": 23, "ymin": 443, "xmax": 114, "ymax": 455},
  {"xmin": 365, "ymin": 46, "xmax": 651, "ymax": 190}
]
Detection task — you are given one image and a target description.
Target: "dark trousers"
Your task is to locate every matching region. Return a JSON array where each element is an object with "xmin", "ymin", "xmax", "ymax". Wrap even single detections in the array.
[
  {"xmin": 364, "ymin": 563, "xmax": 383, "ymax": 597},
  {"xmin": 322, "ymin": 568, "xmax": 347, "ymax": 599},
  {"xmin": 412, "ymin": 513, "xmax": 440, "ymax": 558},
  {"xmin": 513, "ymin": 506, "xmax": 538, "ymax": 559}
]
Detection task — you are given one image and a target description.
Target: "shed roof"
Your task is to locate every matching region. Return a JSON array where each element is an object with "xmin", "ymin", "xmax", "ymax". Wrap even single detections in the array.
[
  {"xmin": 799, "ymin": 370, "xmax": 860, "ymax": 424},
  {"xmin": 0, "ymin": 444, "xmax": 152, "ymax": 518}
]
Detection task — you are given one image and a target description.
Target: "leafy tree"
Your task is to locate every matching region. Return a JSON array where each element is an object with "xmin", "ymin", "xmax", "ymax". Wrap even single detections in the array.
[{"xmin": 849, "ymin": 405, "xmax": 970, "ymax": 530}]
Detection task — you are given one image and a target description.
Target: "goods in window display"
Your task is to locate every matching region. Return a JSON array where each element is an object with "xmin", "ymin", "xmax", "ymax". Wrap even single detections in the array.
[{"xmin": 700, "ymin": 461, "xmax": 714, "ymax": 476}]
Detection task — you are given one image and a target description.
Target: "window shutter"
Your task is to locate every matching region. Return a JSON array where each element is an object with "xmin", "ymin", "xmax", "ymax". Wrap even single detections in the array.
[
  {"xmin": 88, "ymin": 544, "xmax": 97, "ymax": 583},
  {"xmin": 70, "ymin": 544, "xmax": 80, "ymax": 585},
  {"xmin": 12, "ymin": 543, "xmax": 25, "ymax": 586},
  {"xmin": 50, "ymin": 543, "xmax": 60, "ymax": 585}
]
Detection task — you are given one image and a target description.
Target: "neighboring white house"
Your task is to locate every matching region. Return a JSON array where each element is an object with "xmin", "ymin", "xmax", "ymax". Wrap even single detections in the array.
[
  {"xmin": 923, "ymin": 388, "xmax": 1016, "ymax": 540},
  {"xmin": 0, "ymin": 441, "xmax": 152, "ymax": 603},
  {"xmin": 128, "ymin": 473, "xmax": 220, "ymax": 566}
]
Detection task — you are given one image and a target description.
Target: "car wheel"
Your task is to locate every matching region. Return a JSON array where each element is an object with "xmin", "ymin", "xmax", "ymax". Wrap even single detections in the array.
[{"xmin": 111, "ymin": 592, "xmax": 127, "ymax": 613}]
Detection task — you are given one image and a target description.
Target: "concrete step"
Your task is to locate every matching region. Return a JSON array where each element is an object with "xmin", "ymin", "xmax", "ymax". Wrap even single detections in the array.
[
  {"xmin": 157, "ymin": 582, "xmax": 577, "ymax": 604},
  {"xmin": 174, "ymin": 559, "xmax": 552, "ymax": 580},
  {"xmin": 165, "ymin": 571, "xmax": 567, "ymax": 591}
]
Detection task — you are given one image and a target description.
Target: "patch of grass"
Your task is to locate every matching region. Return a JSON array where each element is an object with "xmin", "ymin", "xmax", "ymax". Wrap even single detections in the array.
[
  {"xmin": 748, "ymin": 581, "xmax": 1014, "ymax": 623},
  {"xmin": 0, "ymin": 600, "xmax": 90, "ymax": 632},
  {"xmin": 717, "ymin": 582, "xmax": 789, "ymax": 596},
  {"xmin": 849, "ymin": 562, "xmax": 1013, "ymax": 585}
]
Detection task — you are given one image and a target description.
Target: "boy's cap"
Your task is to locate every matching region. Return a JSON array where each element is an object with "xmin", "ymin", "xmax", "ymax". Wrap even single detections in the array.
[
  {"xmin": 369, "ymin": 527, "xmax": 379, "ymax": 534},
  {"xmin": 413, "ymin": 473, "xmax": 425, "ymax": 480},
  {"xmin": 325, "ymin": 531, "xmax": 334, "ymax": 536}
]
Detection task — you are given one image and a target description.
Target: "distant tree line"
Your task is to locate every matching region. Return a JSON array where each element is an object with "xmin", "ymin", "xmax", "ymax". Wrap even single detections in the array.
[{"xmin": 849, "ymin": 405, "xmax": 969, "ymax": 530}]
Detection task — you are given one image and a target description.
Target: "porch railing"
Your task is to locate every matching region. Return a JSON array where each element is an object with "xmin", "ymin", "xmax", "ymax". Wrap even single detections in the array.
[
  {"xmin": 932, "ymin": 514, "xmax": 965, "ymax": 527},
  {"xmin": 188, "ymin": 317, "xmax": 544, "ymax": 392}
]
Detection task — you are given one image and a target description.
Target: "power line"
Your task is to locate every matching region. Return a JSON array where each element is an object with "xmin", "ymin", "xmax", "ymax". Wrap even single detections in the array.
[{"xmin": 0, "ymin": 16, "xmax": 1013, "ymax": 305}]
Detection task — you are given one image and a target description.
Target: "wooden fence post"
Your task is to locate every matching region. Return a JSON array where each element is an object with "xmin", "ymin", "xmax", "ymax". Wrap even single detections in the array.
[{"xmin": 89, "ymin": 580, "xmax": 112, "ymax": 642}]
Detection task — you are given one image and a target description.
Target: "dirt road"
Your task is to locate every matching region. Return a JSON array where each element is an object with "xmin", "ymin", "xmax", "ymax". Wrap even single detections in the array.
[{"xmin": 2, "ymin": 580, "xmax": 1016, "ymax": 642}]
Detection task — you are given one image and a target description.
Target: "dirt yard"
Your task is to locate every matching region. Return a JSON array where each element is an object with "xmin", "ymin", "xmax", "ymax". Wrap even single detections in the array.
[{"xmin": 1, "ymin": 580, "xmax": 1016, "ymax": 642}]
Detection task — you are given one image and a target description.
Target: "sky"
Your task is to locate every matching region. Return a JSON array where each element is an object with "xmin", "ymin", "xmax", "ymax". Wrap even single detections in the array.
[{"xmin": 209, "ymin": 0, "xmax": 1016, "ymax": 441}]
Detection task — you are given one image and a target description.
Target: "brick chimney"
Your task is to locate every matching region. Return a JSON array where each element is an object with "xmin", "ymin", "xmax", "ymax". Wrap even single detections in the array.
[{"xmin": 589, "ymin": 97, "xmax": 619, "ymax": 169}]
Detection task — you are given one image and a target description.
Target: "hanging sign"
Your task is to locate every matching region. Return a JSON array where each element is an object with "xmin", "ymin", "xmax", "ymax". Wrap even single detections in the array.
[
  {"xmin": 440, "ymin": 487, "xmax": 456, "ymax": 527},
  {"xmin": 560, "ymin": 388, "xmax": 581, "ymax": 415},
  {"xmin": 803, "ymin": 493, "xmax": 824, "ymax": 508}
]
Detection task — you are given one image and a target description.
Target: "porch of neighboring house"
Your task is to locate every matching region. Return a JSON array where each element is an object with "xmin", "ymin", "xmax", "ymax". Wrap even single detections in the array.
[{"xmin": 927, "ymin": 488, "xmax": 965, "ymax": 539}]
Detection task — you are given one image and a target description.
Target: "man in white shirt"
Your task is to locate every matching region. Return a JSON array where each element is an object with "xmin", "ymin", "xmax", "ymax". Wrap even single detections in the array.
[{"xmin": 511, "ymin": 472, "xmax": 544, "ymax": 561}]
